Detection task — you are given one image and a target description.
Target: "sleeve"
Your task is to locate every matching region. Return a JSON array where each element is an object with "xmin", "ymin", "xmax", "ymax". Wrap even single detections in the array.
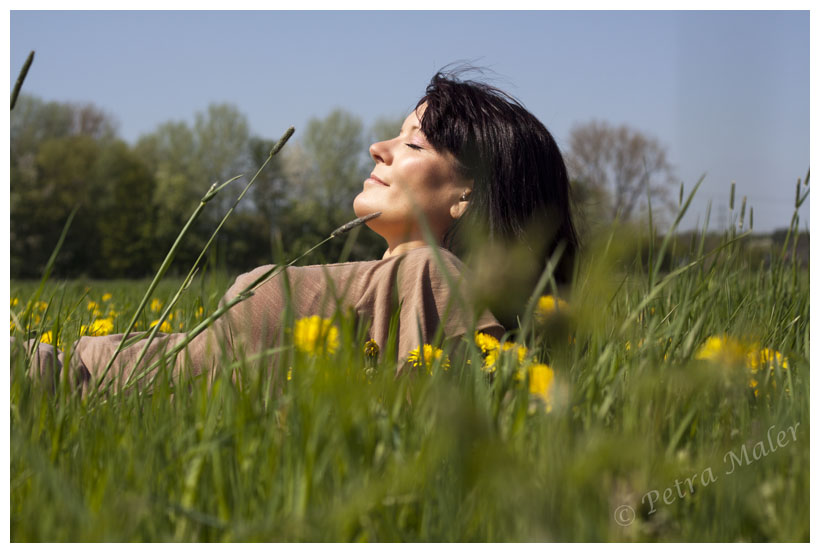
[{"xmin": 67, "ymin": 264, "xmax": 282, "ymax": 393}]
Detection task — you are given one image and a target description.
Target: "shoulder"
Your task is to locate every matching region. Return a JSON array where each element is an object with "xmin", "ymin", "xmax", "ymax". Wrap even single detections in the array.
[
  {"xmin": 228, "ymin": 264, "xmax": 277, "ymax": 291},
  {"xmin": 398, "ymin": 246, "xmax": 465, "ymax": 274}
]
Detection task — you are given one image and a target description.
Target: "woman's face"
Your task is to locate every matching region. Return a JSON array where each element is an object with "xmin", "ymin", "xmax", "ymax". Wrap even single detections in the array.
[{"xmin": 353, "ymin": 105, "xmax": 471, "ymax": 248}]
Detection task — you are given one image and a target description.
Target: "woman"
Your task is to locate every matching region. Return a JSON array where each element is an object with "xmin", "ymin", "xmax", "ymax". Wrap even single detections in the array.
[{"xmin": 20, "ymin": 70, "xmax": 578, "ymax": 391}]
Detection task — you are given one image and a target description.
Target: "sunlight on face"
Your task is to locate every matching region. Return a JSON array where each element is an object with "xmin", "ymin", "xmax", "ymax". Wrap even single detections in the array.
[{"xmin": 352, "ymin": 105, "xmax": 472, "ymax": 252}]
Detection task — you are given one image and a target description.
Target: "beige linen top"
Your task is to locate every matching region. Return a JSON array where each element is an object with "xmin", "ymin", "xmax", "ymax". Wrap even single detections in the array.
[{"xmin": 65, "ymin": 245, "xmax": 504, "ymax": 389}]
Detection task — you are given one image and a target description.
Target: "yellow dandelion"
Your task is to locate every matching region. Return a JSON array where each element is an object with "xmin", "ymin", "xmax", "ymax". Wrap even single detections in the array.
[
  {"xmin": 475, "ymin": 331, "xmax": 501, "ymax": 373},
  {"xmin": 87, "ymin": 300, "xmax": 99, "ymax": 312},
  {"xmin": 92, "ymin": 308, "xmax": 103, "ymax": 318},
  {"xmin": 150, "ymin": 298, "xmax": 163, "ymax": 312},
  {"xmin": 747, "ymin": 347, "xmax": 789, "ymax": 373},
  {"xmin": 475, "ymin": 331, "xmax": 500, "ymax": 354},
  {"xmin": 528, "ymin": 363, "xmax": 555, "ymax": 412},
  {"xmin": 364, "ymin": 339, "xmax": 380, "ymax": 359},
  {"xmin": 149, "ymin": 319, "xmax": 173, "ymax": 333},
  {"xmin": 535, "ymin": 295, "xmax": 569, "ymax": 321},
  {"xmin": 11, "ymin": 297, "xmax": 19, "ymax": 307},
  {"xmin": 82, "ymin": 317, "xmax": 115, "ymax": 336},
  {"xmin": 407, "ymin": 344, "xmax": 450, "ymax": 374},
  {"xmin": 695, "ymin": 335, "xmax": 747, "ymax": 366},
  {"xmin": 101, "ymin": 293, "xmax": 112, "ymax": 302},
  {"xmin": 40, "ymin": 331, "xmax": 56, "ymax": 346},
  {"xmin": 196, "ymin": 306, "xmax": 204, "ymax": 318},
  {"xmin": 293, "ymin": 315, "xmax": 339, "ymax": 355},
  {"xmin": 36, "ymin": 301, "xmax": 48, "ymax": 312}
]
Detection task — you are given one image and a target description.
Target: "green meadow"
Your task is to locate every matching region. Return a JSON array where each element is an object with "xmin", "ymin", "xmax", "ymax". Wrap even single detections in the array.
[{"xmin": 10, "ymin": 178, "xmax": 809, "ymax": 542}]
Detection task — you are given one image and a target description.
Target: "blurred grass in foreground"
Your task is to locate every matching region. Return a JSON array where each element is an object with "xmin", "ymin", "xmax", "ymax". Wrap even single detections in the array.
[{"xmin": 10, "ymin": 178, "xmax": 809, "ymax": 542}]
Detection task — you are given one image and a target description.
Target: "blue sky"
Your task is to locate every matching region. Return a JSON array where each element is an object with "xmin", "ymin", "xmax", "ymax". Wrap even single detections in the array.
[{"xmin": 9, "ymin": 10, "xmax": 810, "ymax": 232}]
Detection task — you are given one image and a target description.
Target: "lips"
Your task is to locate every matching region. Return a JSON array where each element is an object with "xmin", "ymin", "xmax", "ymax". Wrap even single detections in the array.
[{"xmin": 366, "ymin": 173, "xmax": 389, "ymax": 187}]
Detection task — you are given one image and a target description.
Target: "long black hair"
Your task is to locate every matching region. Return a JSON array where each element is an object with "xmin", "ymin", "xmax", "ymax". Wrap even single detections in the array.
[{"xmin": 417, "ymin": 69, "xmax": 579, "ymax": 327}]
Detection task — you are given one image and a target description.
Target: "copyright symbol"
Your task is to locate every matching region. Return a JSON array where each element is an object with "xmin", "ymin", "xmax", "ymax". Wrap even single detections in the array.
[{"xmin": 613, "ymin": 505, "xmax": 635, "ymax": 526}]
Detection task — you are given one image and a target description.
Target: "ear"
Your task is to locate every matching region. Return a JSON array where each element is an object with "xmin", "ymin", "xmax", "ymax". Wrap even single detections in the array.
[{"xmin": 450, "ymin": 186, "xmax": 472, "ymax": 220}]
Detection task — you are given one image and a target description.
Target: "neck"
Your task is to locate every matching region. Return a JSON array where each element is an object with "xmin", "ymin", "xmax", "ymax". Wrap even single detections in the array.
[{"xmin": 382, "ymin": 240, "xmax": 435, "ymax": 259}]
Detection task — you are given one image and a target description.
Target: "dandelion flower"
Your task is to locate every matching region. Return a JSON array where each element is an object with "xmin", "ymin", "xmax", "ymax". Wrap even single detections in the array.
[
  {"xmin": 196, "ymin": 306, "xmax": 204, "ymax": 318},
  {"xmin": 528, "ymin": 363, "xmax": 555, "ymax": 412},
  {"xmin": 82, "ymin": 318, "xmax": 115, "ymax": 336},
  {"xmin": 149, "ymin": 319, "xmax": 173, "ymax": 333},
  {"xmin": 87, "ymin": 300, "xmax": 99, "ymax": 312},
  {"xmin": 695, "ymin": 335, "xmax": 747, "ymax": 366},
  {"xmin": 11, "ymin": 297, "xmax": 19, "ymax": 307},
  {"xmin": 293, "ymin": 315, "xmax": 339, "ymax": 355},
  {"xmin": 150, "ymin": 298, "xmax": 163, "ymax": 312},
  {"xmin": 487, "ymin": 341, "xmax": 529, "ymax": 374},
  {"xmin": 747, "ymin": 347, "xmax": 789, "ymax": 373},
  {"xmin": 101, "ymin": 293, "xmax": 112, "ymax": 302},
  {"xmin": 364, "ymin": 339, "xmax": 380, "ymax": 359},
  {"xmin": 474, "ymin": 331, "xmax": 500, "ymax": 354},
  {"xmin": 536, "ymin": 295, "xmax": 569, "ymax": 321},
  {"xmin": 407, "ymin": 344, "xmax": 450, "ymax": 374},
  {"xmin": 40, "ymin": 331, "xmax": 54, "ymax": 345}
]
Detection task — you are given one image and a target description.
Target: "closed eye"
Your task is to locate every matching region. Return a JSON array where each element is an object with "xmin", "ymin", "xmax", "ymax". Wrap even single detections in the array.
[{"xmin": 405, "ymin": 143, "xmax": 423, "ymax": 151}]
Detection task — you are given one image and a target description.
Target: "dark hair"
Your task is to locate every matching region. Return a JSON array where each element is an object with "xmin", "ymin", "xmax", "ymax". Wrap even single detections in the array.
[{"xmin": 417, "ymin": 70, "xmax": 579, "ymax": 326}]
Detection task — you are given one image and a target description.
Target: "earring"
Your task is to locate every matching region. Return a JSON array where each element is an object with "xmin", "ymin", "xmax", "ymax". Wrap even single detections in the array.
[{"xmin": 460, "ymin": 191, "xmax": 470, "ymax": 201}]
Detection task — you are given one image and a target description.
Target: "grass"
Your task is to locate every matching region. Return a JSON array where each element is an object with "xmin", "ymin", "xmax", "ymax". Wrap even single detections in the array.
[{"xmin": 9, "ymin": 178, "xmax": 809, "ymax": 541}]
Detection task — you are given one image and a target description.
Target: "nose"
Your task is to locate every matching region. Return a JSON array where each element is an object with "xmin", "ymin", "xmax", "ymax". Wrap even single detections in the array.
[{"xmin": 369, "ymin": 139, "xmax": 393, "ymax": 165}]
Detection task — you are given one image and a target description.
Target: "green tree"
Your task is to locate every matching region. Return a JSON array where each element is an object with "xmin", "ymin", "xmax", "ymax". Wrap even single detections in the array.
[
  {"xmin": 93, "ymin": 141, "xmax": 157, "ymax": 277},
  {"xmin": 13, "ymin": 135, "xmax": 101, "ymax": 277}
]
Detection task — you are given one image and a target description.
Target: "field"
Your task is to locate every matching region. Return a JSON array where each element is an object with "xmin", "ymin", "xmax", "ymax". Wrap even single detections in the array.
[{"xmin": 9, "ymin": 192, "xmax": 810, "ymax": 542}]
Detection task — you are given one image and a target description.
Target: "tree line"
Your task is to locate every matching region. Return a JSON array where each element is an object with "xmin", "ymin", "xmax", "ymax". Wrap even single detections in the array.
[
  {"xmin": 10, "ymin": 95, "xmax": 409, "ymax": 278},
  {"xmin": 10, "ymin": 94, "xmax": 679, "ymax": 279}
]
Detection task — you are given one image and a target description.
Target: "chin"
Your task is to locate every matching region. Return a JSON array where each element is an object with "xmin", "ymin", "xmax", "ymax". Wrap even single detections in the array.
[{"xmin": 353, "ymin": 192, "xmax": 378, "ymax": 219}]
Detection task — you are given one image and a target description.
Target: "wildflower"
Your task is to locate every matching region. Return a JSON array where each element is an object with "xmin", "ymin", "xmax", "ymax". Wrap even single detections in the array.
[
  {"xmin": 287, "ymin": 367, "xmax": 293, "ymax": 381},
  {"xmin": 747, "ymin": 347, "xmax": 789, "ymax": 372},
  {"xmin": 10, "ymin": 320, "xmax": 16, "ymax": 332},
  {"xmin": 696, "ymin": 335, "xmax": 790, "ymax": 397},
  {"xmin": 293, "ymin": 315, "xmax": 339, "ymax": 355},
  {"xmin": 364, "ymin": 339, "xmax": 380, "ymax": 360},
  {"xmin": 695, "ymin": 335, "xmax": 747, "ymax": 366},
  {"xmin": 746, "ymin": 347, "xmax": 790, "ymax": 397},
  {"xmin": 528, "ymin": 363, "xmax": 555, "ymax": 412},
  {"xmin": 407, "ymin": 344, "xmax": 450, "ymax": 374},
  {"xmin": 82, "ymin": 318, "xmax": 115, "ymax": 336},
  {"xmin": 92, "ymin": 308, "xmax": 103, "ymax": 318},
  {"xmin": 40, "ymin": 331, "xmax": 58, "ymax": 346},
  {"xmin": 149, "ymin": 319, "xmax": 173, "ymax": 333},
  {"xmin": 196, "ymin": 306, "xmax": 204, "ymax": 318},
  {"xmin": 487, "ymin": 341, "xmax": 529, "ymax": 374},
  {"xmin": 36, "ymin": 301, "xmax": 48, "ymax": 312},
  {"xmin": 150, "ymin": 298, "xmax": 163, "ymax": 312},
  {"xmin": 11, "ymin": 297, "xmax": 19, "ymax": 307},
  {"xmin": 535, "ymin": 295, "xmax": 569, "ymax": 322},
  {"xmin": 474, "ymin": 331, "xmax": 500, "ymax": 354},
  {"xmin": 102, "ymin": 293, "xmax": 112, "ymax": 302},
  {"xmin": 87, "ymin": 300, "xmax": 99, "ymax": 312}
]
